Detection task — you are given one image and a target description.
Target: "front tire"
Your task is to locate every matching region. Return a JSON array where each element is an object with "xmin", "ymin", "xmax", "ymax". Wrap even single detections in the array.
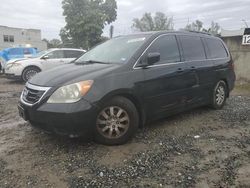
[
  {"xmin": 94, "ymin": 97, "xmax": 139, "ymax": 145},
  {"xmin": 22, "ymin": 67, "xmax": 40, "ymax": 82},
  {"xmin": 211, "ymin": 80, "xmax": 227, "ymax": 110}
]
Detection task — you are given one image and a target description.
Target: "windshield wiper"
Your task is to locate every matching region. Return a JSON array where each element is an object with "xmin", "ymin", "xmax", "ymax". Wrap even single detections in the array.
[{"xmin": 75, "ymin": 60, "xmax": 111, "ymax": 65}]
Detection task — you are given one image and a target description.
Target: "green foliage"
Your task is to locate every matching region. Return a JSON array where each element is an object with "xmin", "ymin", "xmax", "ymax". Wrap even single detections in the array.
[
  {"xmin": 42, "ymin": 39, "xmax": 62, "ymax": 48},
  {"xmin": 60, "ymin": 0, "xmax": 117, "ymax": 49},
  {"xmin": 185, "ymin": 20, "xmax": 203, "ymax": 32},
  {"xmin": 132, "ymin": 12, "xmax": 174, "ymax": 32},
  {"xmin": 185, "ymin": 20, "xmax": 221, "ymax": 36}
]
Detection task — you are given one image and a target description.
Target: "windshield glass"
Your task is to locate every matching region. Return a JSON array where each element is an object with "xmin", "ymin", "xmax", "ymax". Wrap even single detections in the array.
[{"xmin": 75, "ymin": 35, "xmax": 149, "ymax": 64}]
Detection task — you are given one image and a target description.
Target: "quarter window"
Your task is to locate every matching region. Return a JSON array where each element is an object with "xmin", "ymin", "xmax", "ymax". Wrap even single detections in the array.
[
  {"xmin": 180, "ymin": 35, "xmax": 206, "ymax": 61},
  {"xmin": 146, "ymin": 35, "xmax": 181, "ymax": 64},
  {"xmin": 205, "ymin": 38, "xmax": 228, "ymax": 59}
]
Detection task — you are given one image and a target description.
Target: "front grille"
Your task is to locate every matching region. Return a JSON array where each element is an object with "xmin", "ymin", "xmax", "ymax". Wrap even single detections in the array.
[
  {"xmin": 23, "ymin": 87, "xmax": 45, "ymax": 104},
  {"xmin": 21, "ymin": 83, "xmax": 51, "ymax": 105}
]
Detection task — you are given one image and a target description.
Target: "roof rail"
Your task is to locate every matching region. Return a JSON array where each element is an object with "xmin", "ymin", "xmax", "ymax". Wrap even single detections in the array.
[{"xmin": 184, "ymin": 30, "xmax": 212, "ymax": 36}]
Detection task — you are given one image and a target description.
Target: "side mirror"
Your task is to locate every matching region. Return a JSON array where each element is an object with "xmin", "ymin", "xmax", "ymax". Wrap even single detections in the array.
[
  {"xmin": 147, "ymin": 52, "xmax": 160, "ymax": 65},
  {"xmin": 41, "ymin": 55, "xmax": 49, "ymax": 60}
]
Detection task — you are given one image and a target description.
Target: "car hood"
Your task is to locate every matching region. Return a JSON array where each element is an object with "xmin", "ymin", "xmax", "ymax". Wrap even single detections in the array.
[
  {"xmin": 7, "ymin": 58, "xmax": 28, "ymax": 63},
  {"xmin": 29, "ymin": 63, "xmax": 121, "ymax": 87},
  {"xmin": 7, "ymin": 57, "xmax": 38, "ymax": 65}
]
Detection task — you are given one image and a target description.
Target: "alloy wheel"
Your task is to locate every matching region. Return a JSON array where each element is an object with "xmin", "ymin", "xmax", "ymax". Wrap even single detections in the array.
[
  {"xmin": 25, "ymin": 70, "xmax": 38, "ymax": 81},
  {"xmin": 96, "ymin": 106, "xmax": 130, "ymax": 139},
  {"xmin": 215, "ymin": 85, "xmax": 225, "ymax": 105}
]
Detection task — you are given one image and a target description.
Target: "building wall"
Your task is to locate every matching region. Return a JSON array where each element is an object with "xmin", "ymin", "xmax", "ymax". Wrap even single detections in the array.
[
  {"xmin": 222, "ymin": 36, "xmax": 250, "ymax": 82},
  {"xmin": 0, "ymin": 25, "xmax": 47, "ymax": 51}
]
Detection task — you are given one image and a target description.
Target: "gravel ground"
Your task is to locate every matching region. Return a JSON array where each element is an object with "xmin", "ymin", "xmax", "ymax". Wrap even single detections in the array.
[{"xmin": 0, "ymin": 76, "xmax": 250, "ymax": 188}]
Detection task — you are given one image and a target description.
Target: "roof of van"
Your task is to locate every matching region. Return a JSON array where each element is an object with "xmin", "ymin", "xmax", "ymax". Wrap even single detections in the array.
[{"xmin": 119, "ymin": 30, "xmax": 217, "ymax": 38}]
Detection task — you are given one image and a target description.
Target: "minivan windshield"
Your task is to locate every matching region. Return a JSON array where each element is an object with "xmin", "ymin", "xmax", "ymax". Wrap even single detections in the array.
[{"xmin": 75, "ymin": 35, "xmax": 149, "ymax": 64}]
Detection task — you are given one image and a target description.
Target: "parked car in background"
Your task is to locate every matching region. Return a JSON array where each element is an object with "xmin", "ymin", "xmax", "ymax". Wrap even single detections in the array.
[
  {"xmin": 18, "ymin": 31, "xmax": 235, "ymax": 145},
  {"xmin": 5, "ymin": 48, "xmax": 85, "ymax": 82},
  {"xmin": 0, "ymin": 47, "xmax": 37, "ymax": 72}
]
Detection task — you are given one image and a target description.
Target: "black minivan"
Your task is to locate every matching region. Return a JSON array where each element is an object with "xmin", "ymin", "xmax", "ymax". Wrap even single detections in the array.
[{"xmin": 18, "ymin": 31, "xmax": 235, "ymax": 145}]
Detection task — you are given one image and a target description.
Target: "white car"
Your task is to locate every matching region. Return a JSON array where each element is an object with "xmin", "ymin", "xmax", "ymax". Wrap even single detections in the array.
[{"xmin": 5, "ymin": 48, "xmax": 85, "ymax": 82}]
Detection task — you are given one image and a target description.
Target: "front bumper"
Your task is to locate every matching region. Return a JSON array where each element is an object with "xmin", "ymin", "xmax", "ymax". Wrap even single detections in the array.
[
  {"xmin": 5, "ymin": 73, "xmax": 21, "ymax": 80},
  {"xmin": 19, "ymin": 99, "xmax": 98, "ymax": 137},
  {"xmin": 5, "ymin": 65, "xmax": 23, "ymax": 77}
]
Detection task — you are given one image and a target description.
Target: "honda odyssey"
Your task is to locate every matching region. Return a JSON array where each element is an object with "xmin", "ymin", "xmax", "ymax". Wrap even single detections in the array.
[{"xmin": 18, "ymin": 31, "xmax": 235, "ymax": 145}]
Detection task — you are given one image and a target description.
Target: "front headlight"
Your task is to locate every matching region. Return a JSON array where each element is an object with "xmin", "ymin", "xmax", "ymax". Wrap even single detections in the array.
[
  {"xmin": 47, "ymin": 80, "xmax": 93, "ymax": 104},
  {"xmin": 12, "ymin": 63, "xmax": 22, "ymax": 67}
]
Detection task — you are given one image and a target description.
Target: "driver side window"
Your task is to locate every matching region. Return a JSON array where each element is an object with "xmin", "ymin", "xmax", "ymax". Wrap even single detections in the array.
[
  {"xmin": 146, "ymin": 35, "xmax": 181, "ymax": 65},
  {"xmin": 46, "ymin": 50, "xmax": 64, "ymax": 59}
]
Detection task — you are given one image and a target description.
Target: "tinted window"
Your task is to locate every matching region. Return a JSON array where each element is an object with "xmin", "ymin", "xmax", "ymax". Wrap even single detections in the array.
[
  {"xmin": 205, "ymin": 38, "xmax": 228, "ymax": 59},
  {"xmin": 64, "ymin": 50, "xmax": 83, "ymax": 58},
  {"xmin": 23, "ymin": 48, "xmax": 32, "ymax": 55},
  {"xmin": 146, "ymin": 35, "xmax": 180, "ymax": 64},
  {"xmin": 180, "ymin": 35, "xmax": 206, "ymax": 61},
  {"xmin": 46, "ymin": 50, "xmax": 64, "ymax": 59}
]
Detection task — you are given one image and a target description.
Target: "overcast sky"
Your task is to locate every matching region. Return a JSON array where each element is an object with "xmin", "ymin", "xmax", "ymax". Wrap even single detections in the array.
[{"xmin": 0, "ymin": 0, "xmax": 249, "ymax": 39}]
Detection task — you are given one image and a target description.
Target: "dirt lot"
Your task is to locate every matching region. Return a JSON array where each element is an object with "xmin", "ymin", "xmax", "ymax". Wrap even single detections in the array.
[{"xmin": 0, "ymin": 76, "xmax": 250, "ymax": 188}]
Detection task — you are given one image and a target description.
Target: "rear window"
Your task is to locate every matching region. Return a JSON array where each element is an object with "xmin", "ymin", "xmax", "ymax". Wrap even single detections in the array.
[
  {"xmin": 180, "ymin": 35, "xmax": 206, "ymax": 61},
  {"xmin": 204, "ymin": 38, "xmax": 228, "ymax": 59}
]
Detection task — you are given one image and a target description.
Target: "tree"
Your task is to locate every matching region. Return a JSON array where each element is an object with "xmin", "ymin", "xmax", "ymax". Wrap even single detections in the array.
[
  {"xmin": 185, "ymin": 20, "xmax": 221, "ymax": 36},
  {"xmin": 60, "ymin": 0, "xmax": 117, "ymax": 49},
  {"xmin": 208, "ymin": 21, "xmax": 220, "ymax": 36},
  {"xmin": 185, "ymin": 20, "xmax": 203, "ymax": 32},
  {"xmin": 132, "ymin": 12, "xmax": 174, "ymax": 32},
  {"xmin": 42, "ymin": 39, "xmax": 62, "ymax": 48}
]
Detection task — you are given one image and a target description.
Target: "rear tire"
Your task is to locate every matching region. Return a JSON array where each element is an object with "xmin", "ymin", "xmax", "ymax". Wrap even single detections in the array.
[
  {"xmin": 94, "ymin": 96, "xmax": 139, "ymax": 145},
  {"xmin": 211, "ymin": 80, "xmax": 227, "ymax": 110},
  {"xmin": 22, "ymin": 67, "xmax": 40, "ymax": 82}
]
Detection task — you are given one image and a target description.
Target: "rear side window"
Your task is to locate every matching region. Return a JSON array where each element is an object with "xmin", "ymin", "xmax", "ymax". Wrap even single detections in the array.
[
  {"xmin": 64, "ymin": 50, "xmax": 84, "ymax": 58},
  {"xmin": 204, "ymin": 38, "xmax": 228, "ymax": 59},
  {"xmin": 180, "ymin": 35, "xmax": 206, "ymax": 61},
  {"xmin": 146, "ymin": 35, "xmax": 180, "ymax": 64}
]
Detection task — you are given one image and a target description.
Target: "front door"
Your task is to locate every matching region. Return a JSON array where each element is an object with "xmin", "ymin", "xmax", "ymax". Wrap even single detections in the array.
[
  {"xmin": 137, "ymin": 35, "xmax": 198, "ymax": 119},
  {"xmin": 41, "ymin": 50, "xmax": 65, "ymax": 70}
]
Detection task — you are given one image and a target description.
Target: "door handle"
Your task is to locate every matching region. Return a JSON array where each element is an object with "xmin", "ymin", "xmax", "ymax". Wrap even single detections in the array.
[
  {"xmin": 176, "ymin": 68, "xmax": 184, "ymax": 73},
  {"xmin": 190, "ymin": 66, "xmax": 196, "ymax": 71}
]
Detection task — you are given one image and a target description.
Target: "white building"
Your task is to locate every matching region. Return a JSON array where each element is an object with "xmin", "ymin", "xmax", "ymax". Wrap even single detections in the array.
[{"xmin": 0, "ymin": 25, "xmax": 47, "ymax": 51}]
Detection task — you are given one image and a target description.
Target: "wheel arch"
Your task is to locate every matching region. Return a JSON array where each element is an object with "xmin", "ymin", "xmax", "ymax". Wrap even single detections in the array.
[
  {"xmin": 22, "ymin": 65, "xmax": 42, "ymax": 74},
  {"xmin": 220, "ymin": 79, "xmax": 230, "ymax": 98},
  {"xmin": 98, "ymin": 89, "xmax": 146, "ymax": 128},
  {"xmin": 21, "ymin": 65, "xmax": 42, "ymax": 81}
]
